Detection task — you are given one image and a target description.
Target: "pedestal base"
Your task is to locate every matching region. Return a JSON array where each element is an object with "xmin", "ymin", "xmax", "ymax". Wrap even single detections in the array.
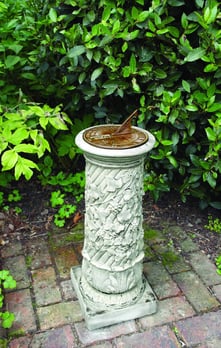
[{"xmin": 70, "ymin": 266, "xmax": 157, "ymax": 330}]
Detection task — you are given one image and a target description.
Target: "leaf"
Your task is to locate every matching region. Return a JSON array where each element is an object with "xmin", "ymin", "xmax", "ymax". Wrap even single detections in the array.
[
  {"xmin": 49, "ymin": 8, "xmax": 57, "ymax": 22},
  {"xmin": 138, "ymin": 11, "xmax": 149, "ymax": 22},
  {"xmin": 9, "ymin": 128, "xmax": 29, "ymax": 145},
  {"xmin": 181, "ymin": 13, "xmax": 188, "ymax": 29},
  {"xmin": 14, "ymin": 157, "xmax": 39, "ymax": 180},
  {"xmin": 1, "ymin": 150, "xmax": 18, "ymax": 171},
  {"xmin": 122, "ymin": 42, "xmax": 128, "ymax": 52},
  {"xmin": 207, "ymin": 103, "xmax": 221, "ymax": 112},
  {"xmin": 68, "ymin": 45, "xmax": 86, "ymax": 58},
  {"xmin": 204, "ymin": 5, "xmax": 217, "ymax": 24},
  {"xmin": 1, "ymin": 312, "xmax": 15, "ymax": 329},
  {"xmin": 39, "ymin": 116, "xmax": 48, "ymax": 130},
  {"xmin": 168, "ymin": 155, "xmax": 178, "ymax": 168},
  {"xmin": 49, "ymin": 117, "xmax": 68, "ymax": 130},
  {"xmin": 129, "ymin": 53, "xmax": 136, "ymax": 74},
  {"xmin": 5, "ymin": 55, "xmax": 20, "ymax": 69},
  {"xmin": 195, "ymin": 0, "xmax": 204, "ymax": 8},
  {"xmin": 204, "ymin": 63, "xmax": 218, "ymax": 72},
  {"xmin": 14, "ymin": 144, "xmax": 38, "ymax": 154},
  {"xmin": 155, "ymin": 69, "xmax": 167, "ymax": 79},
  {"xmin": 182, "ymin": 80, "xmax": 191, "ymax": 93},
  {"xmin": 205, "ymin": 127, "xmax": 216, "ymax": 141},
  {"xmin": 185, "ymin": 105, "xmax": 198, "ymax": 111},
  {"xmin": 210, "ymin": 202, "xmax": 221, "ymax": 210},
  {"xmin": 184, "ymin": 48, "xmax": 206, "ymax": 62},
  {"xmin": 102, "ymin": 6, "xmax": 111, "ymax": 21},
  {"xmin": 204, "ymin": 172, "xmax": 216, "ymax": 188},
  {"xmin": 132, "ymin": 78, "xmax": 140, "ymax": 92},
  {"xmin": 91, "ymin": 67, "xmax": 103, "ymax": 81},
  {"xmin": 112, "ymin": 20, "xmax": 120, "ymax": 34}
]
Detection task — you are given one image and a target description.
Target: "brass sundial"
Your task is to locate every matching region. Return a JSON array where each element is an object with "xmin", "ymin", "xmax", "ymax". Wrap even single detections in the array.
[{"xmin": 83, "ymin": 110, "xmax": 148, "ymax": 149}]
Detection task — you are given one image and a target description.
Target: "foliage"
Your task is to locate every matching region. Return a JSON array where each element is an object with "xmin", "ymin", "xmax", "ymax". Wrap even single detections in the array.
[
  {"xmin": 48, "ymin": 171, "xmax": 85, "ymax": 226},
  {"xmin": 205, "ymin": 215, "xmax": 221, "ymax": 233},
  {"xmin": 0, "ymin": 103, "xmax": 73, "ymax": 180},
  {"xmin": 0, "ymin": 0, "xmax": 221, "ymax": 207},
  {"xmin": 215, "ymin": 255, "xmax": 221, "ymax": 275},
  {"xmin": 0, "ymin": 270, "xmax": 16, "ymax": 329}
]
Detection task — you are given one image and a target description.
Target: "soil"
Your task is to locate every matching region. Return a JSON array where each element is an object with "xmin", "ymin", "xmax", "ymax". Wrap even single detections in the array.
[{"xmin": 0, "ymin": 180, "xmax": 221, "ymax": 265}]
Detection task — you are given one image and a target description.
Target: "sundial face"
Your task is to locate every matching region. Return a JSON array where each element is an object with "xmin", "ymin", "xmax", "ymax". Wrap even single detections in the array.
[{"xmin": 83, "ymin": 125, "xmax": 148, "ymax": 149}]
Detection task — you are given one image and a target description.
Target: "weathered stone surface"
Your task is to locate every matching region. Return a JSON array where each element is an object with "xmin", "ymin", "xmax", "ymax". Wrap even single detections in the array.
[
  {"xmin": 179, "ymin": 237, "xmax": 199, "ymax": 252},
  {"xmin": 87, "ymin": 342, "xmax": 113, "ymax": 348},
  {"xmin": 115, "ymin": 325, "xmax": 181, "ymax": 348},
  {"xmin": 196, "ymin": 337, "xmax": 221, "ymax": 348},
  {"xmin": 1, "ymin": 241, "xmax": 22, "ymax": 258},
  {"xmin": 9, "ymin": 336, "xmax": 32, "ymax": 348},
  {"xmin": 31, "ymin": 266, "xmax": 61, "ymax": 306},
  {"xmin": 60, "ymin": 279, "xmax": 77, "ymax": 301},
  {"xmin": 212, "ymin": 284, "xmax": 221, "ymax": 302},
  {"xmin": 6, "ymin": 289, "xmax": 37, "ymax": 333},
  {"xmin": 37, "ymin": 301, "xmax": 83, "ymax": 330},
  {"xmin": 144, "ymin": 261, "xmax": 181, "ymax": 299},
  {"xmin": 31, "ymin": 325, "xmax": 77, "ymax": 348},
  {"xmin": 173, "ymin": 271, "xmax": 220, "ymax": 312},
  {"xmin": 25, "ymin": 237, "xmax": 52, "ymax": 269},
  {"xmin": 2, "ymin": 255, "xmax": 30, "ymax": 289},
  {"xmin": 189, "ymin": 252, "xmax": 221, "ymax": 285},
  {"xmin": 53, "ymin": 245, "xmax": 79, "ymax": 279},
  {"xmin": 75, "ymin": 320, "xmax": 137, "ymax": 346},
  {"xmin": 139, "ymin": 296, "xmax": 195, "ymax": 329},
  {"xmin": 165, "ymin": 255, "xmax": 191, "ymax": 274},
  {"xmin": 175, "ymin": 310, "xmax": 221, "ymax": 346}
]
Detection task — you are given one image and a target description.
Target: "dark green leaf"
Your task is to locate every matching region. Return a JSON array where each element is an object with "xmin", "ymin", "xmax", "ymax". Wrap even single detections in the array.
[
  {"xmin": 184, "ymin": 48, "xmax": 206, "ymax": 62},
  {"xmin": 68, "ymin": 46, "xmax": 86, "ymax": 58}
]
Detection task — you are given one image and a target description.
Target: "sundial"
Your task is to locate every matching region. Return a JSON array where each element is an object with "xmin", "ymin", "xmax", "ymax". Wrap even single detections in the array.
[{"xmin": 83, "ymin": 110, "xmax": 148, "ymax": 149}]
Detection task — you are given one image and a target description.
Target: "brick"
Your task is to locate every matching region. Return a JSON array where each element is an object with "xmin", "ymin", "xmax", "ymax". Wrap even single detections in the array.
[
  {"xmin": 189, "ymin": 252, "xmax": 221, "ymax": 286},
  {"xmin": 1, "ymin": 241, "xmax": 22, "ymax": 258},
  {"xmin": 169, "ymin": 224, "xmax": 187, "ymax": 240},
  {"xmin": 75, "ymin": 320, "xmax": 137, "ymax": 346},
  {"xmin": 179, "ymin": 237, "xmax": 199, "ymax": 253},
  {"xmin": 115, "ymin": 325, "xmax": 180, "ymax": 348},
  {"xmin": 151, "ymin": 244, "xmax": 191, "ymax": 274},
  {"xmin": 32, "ymin": 266, "xmax": 61, "ymax": 306},
  {"xmin": 144, "ymin": 262, "xmax": 181, "ymax": 299},
  {"xmin": 175, "ymin": 310, "xmax": 221, "ymax": 346},
  {"xmin": 165, "ymin": 255, "xmax": 191, "ymax": 274},
  {"xmin": 31, "ymin": 325, "xmax": 77, "ymax": 348},
  {"xmin": 173, "ymin": 271, "xmax": 220, "ymax": 312},
  {"xmin": 60, "ymin": 279, "xmax": 77, "ymax": 301},
  {"xmin": 212, "ymin": 284, "xmax": 221, "ymax": 302},
  {"xmin": 196, "ymin": 337, "xmax": 221, "ymax": 348},
  {"xmin": 9, "ymin": 336, "xmax": 32, "ymax": 348},
  {"xmin": 37, "ymin": 301, "xmax": 83, "ymax": 330},
  {"xmin": 5, "ymin": 289, "xmax": 37, "ymax": 333},
  {"xmin": 139, "ymin": 296, "xmax": 195, "ymax": 329},
  {"xmin": 87, "ymin": 343, "xmax": 113, "ymax": 348},
  {"xmin": 25, "ymin": 237, "xmax": 52, "ymax": 269},
  {"xmin": 2, "ymin": 255, "xmax": 30, "ymax": 289},
  {"xmin": 53, "ymin": 245, "xmax": 79, "ymax": 279}
]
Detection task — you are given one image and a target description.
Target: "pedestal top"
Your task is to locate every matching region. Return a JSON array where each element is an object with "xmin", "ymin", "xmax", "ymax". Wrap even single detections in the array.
[{"xmin": 75, "ymin": 126, "xmax": 155, "ymax": 158}]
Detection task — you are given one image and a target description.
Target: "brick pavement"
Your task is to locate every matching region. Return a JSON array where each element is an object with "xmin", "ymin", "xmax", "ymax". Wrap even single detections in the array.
[{"xmin": 1, "ymin": 222, "xmax": 221, "ymax": 348}]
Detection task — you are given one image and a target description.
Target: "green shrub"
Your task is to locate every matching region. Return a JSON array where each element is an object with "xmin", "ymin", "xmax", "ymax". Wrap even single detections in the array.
[
  {"xmin": 0, "ymin": 0, "xmax": 221, "ymax": 207},
  {"xmin": 0, "ymin": 270, "xmax": 16, "ymax": 329},
  {"xmin": 0, "ymin": 103, "xmax": 73, "ymax": 180}
]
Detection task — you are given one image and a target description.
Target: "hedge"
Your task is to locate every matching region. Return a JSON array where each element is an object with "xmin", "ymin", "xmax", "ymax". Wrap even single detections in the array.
[{"xmin": 0, "ymin": 0, "xmax": 221, "ymax": 208}]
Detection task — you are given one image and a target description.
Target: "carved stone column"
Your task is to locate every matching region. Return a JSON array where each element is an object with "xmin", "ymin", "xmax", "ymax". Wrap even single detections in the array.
[{"xmin": 71, "ymin": 127, "xmax": 157, "ymax": 330}]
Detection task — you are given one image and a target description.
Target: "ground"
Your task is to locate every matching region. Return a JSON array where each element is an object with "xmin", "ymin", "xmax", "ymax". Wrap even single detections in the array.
[
  {"xmin": 1, "ymin": 180, "xmax": 220, "ymax": 264},
  {"xmin": 1, "ymin": 180, "xmax": 221, "ymax": 347}
]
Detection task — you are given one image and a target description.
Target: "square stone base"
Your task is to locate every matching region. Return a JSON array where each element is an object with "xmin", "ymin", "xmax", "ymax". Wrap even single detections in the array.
[{"xmin": 70, "ymin": 266, "xmax": 157, "ymax": 330}]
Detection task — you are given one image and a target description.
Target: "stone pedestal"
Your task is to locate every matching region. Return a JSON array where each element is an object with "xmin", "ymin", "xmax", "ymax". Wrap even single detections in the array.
[{"xmin": 71, "ymin": 126, "xmax": 157, "ymax": 330}]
